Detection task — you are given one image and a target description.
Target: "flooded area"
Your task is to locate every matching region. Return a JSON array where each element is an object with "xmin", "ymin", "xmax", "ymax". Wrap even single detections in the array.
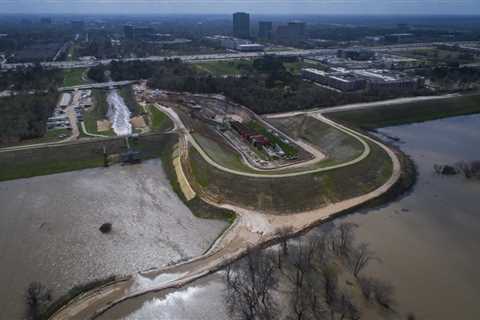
[
  {"xmin": 0, "ymin": 160, "xmax": 227, "ymax": 319},
  {"xmin": 341, "ymin": 114, "xmax": 480, "ymax": 319},
  {"xmin": 107, "ymin": 90, "xmax": 132, "ymax": 136},
  {"xmin": 101, "ymin": 114, "xmax": 480, "ymax": 320}
]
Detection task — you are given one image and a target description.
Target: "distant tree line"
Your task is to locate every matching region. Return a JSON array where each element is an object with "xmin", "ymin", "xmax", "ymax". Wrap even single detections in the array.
[
  {"xmin": 417, "ymin": 66, "xmax": 480, "ymax": 90},
  {"xmin": 101, "ymin": 57, "xmax": 425, "ymax": 114},
  {"xmin": 0, "ymin": 64, "xmax": 63, "ymax": 91},
  {"xmin": 86, "ymin": 64, "xmax": 107, "ymax": 82},
  {"xmin": 0, "ymin": 92, "xmax": 58, "ymax": 145}
]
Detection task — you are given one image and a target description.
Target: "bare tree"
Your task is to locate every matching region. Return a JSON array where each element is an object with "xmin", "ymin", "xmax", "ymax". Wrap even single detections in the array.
[
  {"xmin": 348, "ymin": 243, "xmax": 376, "ymax": 278},
  {"xmin": 336, "ymin": 293, "xmax": 360, "ymax": 320},
  {"xmin": 372, "ymin": 280, "xmax": 394, "ymax": 310},
  {"xmin": 327, "ymin": 223, "xmax": 357, "ymax": 257},
  {"xmin": 321, "ymin": 265, "xmax": 339, "ymax": 320},
  {"xmin": 358, "ymin": 276, "xmax": 394, "ymax": 310},
  {"xmin": 25, "ymin": 282, "xmax": 51, "ymax": 320},
  {"xmin": 225, "ymin": 247, "xmax": 278, "ymax": 320},
  {"xmin": 285, "ymin": 240, "xmax": 317, "ymax": 320},
  {"xmin": 277, "ymin": 226, "xmax": 294, "ymax": 257}
]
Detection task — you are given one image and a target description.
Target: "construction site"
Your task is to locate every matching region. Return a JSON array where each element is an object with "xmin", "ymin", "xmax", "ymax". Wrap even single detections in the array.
[{"xmin": 136, "ymin": 86, "xmax": 316, "ymax": 171}]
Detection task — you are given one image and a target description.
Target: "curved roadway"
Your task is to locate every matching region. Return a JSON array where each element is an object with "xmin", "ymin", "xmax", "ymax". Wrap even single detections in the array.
[
  {"xmin": 156, "ymin": 104, "xmax": 371, "ymax": 178},
  {"xmin": 49, "ymin": 106, "xmax": 401, "ymax": 320}
]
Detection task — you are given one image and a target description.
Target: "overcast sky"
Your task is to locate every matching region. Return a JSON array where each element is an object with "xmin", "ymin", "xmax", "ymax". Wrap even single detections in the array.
[{"xmin": 0, "ymin": 0, "xmax": 479, "ymax": 15}]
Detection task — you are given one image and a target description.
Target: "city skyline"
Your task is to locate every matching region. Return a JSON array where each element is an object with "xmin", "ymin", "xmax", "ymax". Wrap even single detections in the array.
[{"xmin": 0, "ymin": 0, "xmax": 479, "ymax": 15}]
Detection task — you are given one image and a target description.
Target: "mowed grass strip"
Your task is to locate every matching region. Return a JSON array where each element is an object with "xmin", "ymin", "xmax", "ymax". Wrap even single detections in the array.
[
  {"xmin": 187, "ymin": 138, "xmax": 392, "ymax": 214},
  {"xmin": 268, "ymin": 115, "xmax": 364, "ymax": 165},
  {"xmin": 83, "ymin": 89, "xmax": 115, "ymax": 136},
  {"xmin": 148, "ymin": 105, "xmax": 173, "ymax": 132},
  {"xmin": 62, "ymin": 68, "xmax": 88, "ymax": 87},
  {"xmin": 329, "ymin": 93, "xmax": 480, "ymax": 129}
]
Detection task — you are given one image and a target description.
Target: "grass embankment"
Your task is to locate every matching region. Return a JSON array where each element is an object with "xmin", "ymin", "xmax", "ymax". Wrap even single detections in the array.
[
  {"xmin": 118, "ymin": 85, "xmax": 142, "ymax": 116},
  {"xmin": 160, "ymin": 135, "xmax": 236, "ymax": 223},
  {"xmin": 268, "ymin": 116, "xmax": 364, "ymax": 165},
  {"xmin": 40, "ymin": 276, "xmax": 119, "ymax": 320},
  {"xmin": 194, "ymin": 60, "xmax": 252, "ymax": 77},
  {"xmin": 186, "ymin": 137, "xmax": 392, "ymax": 214},
  {"xmin": 62, "ymin": 68, "xmax": 88, "ymax": 87},
  {"xmin": 329, "ymin": 93, "xmax": 480, "ymax": 129},
  {"xmin": 193, "ymin": 133, "xmax": 248, "ymax": 172},
  {"xmin": 0, "ymin": 133, "xmax": 171, "ymax": 182},
  {"xmin": 4, "ymin": 129, "xmax": 72, "ymax": 147},
  {"xmin": 83, "ymin": 89, "xmax": 115, "ymax": 136},
  {"xmin": 147, "ymin": 105, "xmax": 173, "ymax": 132}
]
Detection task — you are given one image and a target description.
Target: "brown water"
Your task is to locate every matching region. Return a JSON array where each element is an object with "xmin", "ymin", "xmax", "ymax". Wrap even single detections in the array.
[
  {"xmin": 0, "ymin": 159, "xmax": 227, "ymax": 319},
  {"xmin": 100, "ymin": 114, "xmax": 480, "ymax": 320}
]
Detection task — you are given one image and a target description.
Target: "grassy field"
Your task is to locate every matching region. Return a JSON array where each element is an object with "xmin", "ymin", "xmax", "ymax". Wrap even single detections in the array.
[
  {"xmin": 0, "ymin": 133, "xmax": 172, "ymax": 182},
  {"xmin": 268, "ymin": 116, "xmax": 364, "ymax": 165},
  {"xmin": 83, "ymin": 89, "xmax": 114, "ymax": 135},
  {"xmin": 193, "ymin": 133, "xmax": 250, "ymax": 172},
  {"xmin": 194, "ymin": 60, "xmax": 252, "ymax": 76},
  {"xmin": 148, "ymin": 105, "xmax": 173, "ymax": 132},
  {"xmin": 329, "ymin": 93, "xmax": 480, "ymax": 129},
  {"xmin": 186, "ymin": 137, "xmax": 392, "ymax": 214},
  {"xmin": 62, "ymin": 68, "xmax": 88, "ymax": 87},
  {"xmin": 159, "ymin": 134, "xmax": 236, "ymax": 223}
]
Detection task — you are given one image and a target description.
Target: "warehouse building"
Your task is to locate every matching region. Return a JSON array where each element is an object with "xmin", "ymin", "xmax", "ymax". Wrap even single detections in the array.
[
  {"xmin": 301, "ymin": 68, "xmax": 366, "ymax": 92},
  {"xmin": 302, "ymin": 67, "xmax": 424, "ymax": 92}
]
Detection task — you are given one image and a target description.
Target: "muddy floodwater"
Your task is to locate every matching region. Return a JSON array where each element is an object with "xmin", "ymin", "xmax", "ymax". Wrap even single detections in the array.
[
  {"xmin": 101, "ymin": 114, "xmax": 480, "ymax": 320},
  {"xmin": 0, "ymin": 159, "xmax": 227, "ymax": 319}
]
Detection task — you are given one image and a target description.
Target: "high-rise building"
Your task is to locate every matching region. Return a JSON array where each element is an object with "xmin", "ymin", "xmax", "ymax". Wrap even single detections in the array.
[
  {"xmin": 258, "ymin": 21, "xmax": 273, "ymax": 40},
  {"xmin": 287, "ymin": 21, "xmax": 306, "ymax": 39},
  {"xmin": 276, "ymin": 21, "xmax": 306, "ymax": 42},
  {"xmin": 233, "ymin": 12, "xmax": 250, "ymax": 39},
  {"xmin": 124, "ymin": 25, "xmax": 135, "ymax": 40}
]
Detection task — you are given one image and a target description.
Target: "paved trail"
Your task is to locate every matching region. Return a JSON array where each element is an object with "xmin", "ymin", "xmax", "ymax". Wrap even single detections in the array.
[{"xmin": 49, "ymin": 103, "xmax": 401, "ymax": 320}]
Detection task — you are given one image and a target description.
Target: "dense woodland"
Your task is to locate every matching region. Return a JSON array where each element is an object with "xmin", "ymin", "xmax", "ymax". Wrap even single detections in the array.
[
  {"xmin": 94, "ymin": 57, "xmax": 429, "ymax": 114},
  {"xmin": 0, "ymin": 65, "xmax": 63, "ymax": 91},
  {"xmin": 143, "ymin": 56, "xmax": 423, "ymax": 114},
  {"xmin": 417, "ymin": 66, "xmax": 480, "ymax": 90},
  {"xmin": 0, "ymin": 93, "xmax": 58, "ymax": 145}
]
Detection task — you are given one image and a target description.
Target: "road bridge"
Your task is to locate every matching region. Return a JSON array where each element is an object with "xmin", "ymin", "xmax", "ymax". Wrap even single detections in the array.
[{"xmin": 58, "ymin": 80, "xmax": 138, "ymax": 92}]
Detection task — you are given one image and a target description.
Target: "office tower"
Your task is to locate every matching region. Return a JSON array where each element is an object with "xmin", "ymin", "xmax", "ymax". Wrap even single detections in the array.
[
  {"xmin": 287, "ymin": 21, "xmax": 306, "ymax": 39},
  {"xmin": 258, "ymin": 21, "xmax": 273, "ymax": 40},
  {"xmin": 233, "ymin": 12, "xmax": 250, "ymax": 39}
]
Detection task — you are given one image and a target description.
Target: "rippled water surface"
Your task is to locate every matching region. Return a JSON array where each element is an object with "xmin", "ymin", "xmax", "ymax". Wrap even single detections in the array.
[
  {"xmin": 0, "ymin": 160, "xmax": 227, "ymax": 319},
  {"xmin": 100, "ymin": 114, "xmax": 480, "ymax": 320},
  {"xmin": 107, "ymin": 90, "xmax": 132, "ymax": 136}
]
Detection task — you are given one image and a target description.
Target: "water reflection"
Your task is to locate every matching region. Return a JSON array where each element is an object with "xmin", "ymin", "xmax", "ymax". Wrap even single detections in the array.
[
  {"xmin": 0, "ymin": 160, "xmax": 227, "ymax": 319},
  {"xmin": 102, "ymin": 114, "xmax": 480, "ymax": 320}
]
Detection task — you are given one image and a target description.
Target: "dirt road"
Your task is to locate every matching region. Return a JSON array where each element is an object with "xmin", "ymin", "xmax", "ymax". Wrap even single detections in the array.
[{"xmin": 49, "ymin": 105, "xmax": 401, "ymax": 320}]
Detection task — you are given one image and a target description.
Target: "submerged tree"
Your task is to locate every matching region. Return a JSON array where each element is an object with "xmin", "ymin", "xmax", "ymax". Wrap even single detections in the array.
[
  {"xmin": 225, "ymin": 247, "xmax": 278, "ymax": 320},
  {"xmin": 25, "ymin": 282, "xmax": 51, "ymax": 320}
]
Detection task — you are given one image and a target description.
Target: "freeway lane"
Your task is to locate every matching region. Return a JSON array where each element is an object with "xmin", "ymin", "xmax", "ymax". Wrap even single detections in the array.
[{"xmin": 2, "ymin": 40, "xmax": 478, "ymax": 70}]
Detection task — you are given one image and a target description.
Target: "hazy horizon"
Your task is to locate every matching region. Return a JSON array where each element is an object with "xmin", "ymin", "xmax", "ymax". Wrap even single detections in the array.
[{"xmin": 0, "ymin": 0, "xmax": 479, "ymax": 16}]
